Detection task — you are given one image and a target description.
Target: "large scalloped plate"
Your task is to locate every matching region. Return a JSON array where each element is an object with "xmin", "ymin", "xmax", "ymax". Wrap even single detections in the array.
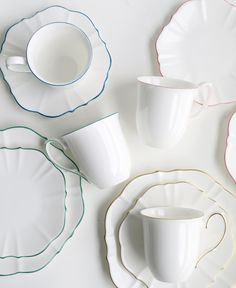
[
  {"xmin": 156, "ymin": 0, "xmax": 236, "ymax": 105},
  {"xmin": 0, "ymin": 147, "xmax": 67, "ymax": 259},
  {"xmin": 0, "ymin": 6, "xmax": 112, "ymax": 117},
  {"xmin": 105, "ymin": 169, "xmax": 236, "ymax": 288},
  {"xmin": 0, "ymin": 126, "xmax": 84, "ymax": 276}
]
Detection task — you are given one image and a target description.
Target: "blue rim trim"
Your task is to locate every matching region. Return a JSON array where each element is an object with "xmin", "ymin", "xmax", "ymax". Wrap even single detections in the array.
[
  {"xmin": 0, "ymin": 5, "xmax": 112, "ymax": 118},
  {"xmin": 0, "ymin": 126, "xmax": 85, "ymax": 276},
  {"xmin": 26, "ymin": 22, "xmax": 93, "ymax": 87}
]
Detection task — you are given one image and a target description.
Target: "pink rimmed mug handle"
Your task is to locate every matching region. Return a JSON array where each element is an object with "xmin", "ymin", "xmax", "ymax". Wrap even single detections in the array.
[{"xmin": 191, "ymin": 82, "xmax": 214, "ymax": 118}]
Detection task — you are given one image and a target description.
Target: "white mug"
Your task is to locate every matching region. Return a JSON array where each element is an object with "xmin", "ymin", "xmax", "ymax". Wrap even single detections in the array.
[
  {"xmin": 140, "ymin": 207, "xmax": 226, "ymax": 283},
  {"xmin": 45, "ymin": 113, "xmax": 131, "ymax": 189},
  {"xmin": 136, "ymin": 76, "xmax": 213, "ymax": 148},
  {"xmin": 6, "ymin": 22, "xmax": 92, "ymax": 86}
]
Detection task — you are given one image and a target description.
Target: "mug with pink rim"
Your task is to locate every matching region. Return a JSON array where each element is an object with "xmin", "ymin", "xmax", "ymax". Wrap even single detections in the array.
[{"xmin": 136, "ymin": 76, "xmax": 214, "ymax": 149}]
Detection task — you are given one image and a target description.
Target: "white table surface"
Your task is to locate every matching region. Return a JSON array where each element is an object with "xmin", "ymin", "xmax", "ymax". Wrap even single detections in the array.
[{"xmin": 0, "ymin": 0, "xmax": 236, "ymax": 287}]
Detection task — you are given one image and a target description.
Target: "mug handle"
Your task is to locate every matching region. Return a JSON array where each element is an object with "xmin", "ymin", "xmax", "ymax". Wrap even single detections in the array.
[
  {"xmin": 45, "ymin": 139, "xmax": 89, "ymax": 182},
  {"xmin": 6, "ymin": 56, "xmax": 31, "ymax": 72},
  {"xmin": 190, "ymin": 82, "xmax": 214, "ymax": 118},
  {"xmin": 195, "ymin": 212, "xmax": 227, "ymax": 268}
]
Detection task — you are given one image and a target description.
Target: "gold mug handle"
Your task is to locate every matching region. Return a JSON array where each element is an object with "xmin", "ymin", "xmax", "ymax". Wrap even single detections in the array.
[{"xmin": 195, "ymin": 212, "xmax": 227, "ymax": 268}]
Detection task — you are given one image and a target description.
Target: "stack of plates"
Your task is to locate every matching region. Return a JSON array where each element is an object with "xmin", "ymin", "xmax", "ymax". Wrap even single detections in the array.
[
  {"xmin": 105, "ymin": 169, "xmax": 236, "ymax": 287},
  {"xmin": 0, "ymin": 126, "xmax": 84, "ymax": 276}
]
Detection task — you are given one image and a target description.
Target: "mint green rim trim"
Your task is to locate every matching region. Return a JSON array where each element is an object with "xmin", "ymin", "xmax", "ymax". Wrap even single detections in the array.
[
  {"xmin": 62, "ymin": 112, "xmax": 118, "ymax": 137},
  {"xmin": 0, "ymin": 126, "xmax": 85, "ymax": 276},
  {"xmin": 0, "ymin": 147, "xmax": 67, "ymax": 259}
]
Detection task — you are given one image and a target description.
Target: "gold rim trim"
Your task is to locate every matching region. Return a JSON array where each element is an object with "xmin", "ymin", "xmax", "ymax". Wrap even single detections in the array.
[{"xmin": 104, "ymin": 168, "xmax": 236, "ymax": 288}]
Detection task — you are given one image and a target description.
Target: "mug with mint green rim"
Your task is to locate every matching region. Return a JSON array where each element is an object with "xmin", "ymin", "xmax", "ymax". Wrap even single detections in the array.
[
  {"xmin": 45, "ymin": 112, "xmax": 131, "ymax": 189},
  {"xmin": 0, "ymin": 126, "xmax": 84, "ymax": 276},
  {"xmin": 0, "ymin": 147, "xmax": 67, "ymax": 259}
]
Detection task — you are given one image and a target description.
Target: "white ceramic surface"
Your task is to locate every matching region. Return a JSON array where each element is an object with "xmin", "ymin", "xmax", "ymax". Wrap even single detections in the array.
[
  {"xmin": 0, "ymin": 127, "xmax": 84, "ymax": 276},
  {"xmin": 105, "ymin": 170, "xmax": 235, "ymax": 288},
  {"xmin": 141, "ymin": 206, "xmax": 225, "ymax": 283},
  {"xmin": 0, "ymin": 148, "xmax": 65, "ymax": 258},
  {"xmin": 156, "ymin": 0, "xmax": 236, "ymax": 105},
  {"xmin": 136, "ymin": 76, "xmax": 212, "ymax": 148},
  {"xmin": 7, "ymin": 22, "xmax": 92, "ymax": 86},
  {"xmin": 225, "ymin": 112, "xmax": 236, "ymax": 183},
  {"xmin": 46, "ymin": 113, "xmax": 131, "ymax": 189},
  {"xmin": 0, "ymin": 6, "xmax": 111, "ymax": 117}
]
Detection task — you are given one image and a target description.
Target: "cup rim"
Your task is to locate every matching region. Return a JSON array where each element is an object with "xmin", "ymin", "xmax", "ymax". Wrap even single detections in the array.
[
  {"xmin": 62, "ymin": 112, "xmax": 119, "ymax": 138},
  {"xmin": 140, "ymin": 206, "xmax": 204, "ymax": 221},
  {"xmin": 26, "ymin": 21, "xmax": 93, "ymax": 87},
  {"xmin": 137, "ymin": 76, "xmax": 199, "ymax": 90}
]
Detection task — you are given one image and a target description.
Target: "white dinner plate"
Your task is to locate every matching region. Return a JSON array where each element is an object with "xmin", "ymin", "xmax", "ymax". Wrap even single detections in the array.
[
  {"xmin": 0, "ymin": 6, "xmax": 112, "ymax": 117},
  {"xmin": 225, "ymin": 111, "xmax": 236, "ymax": 183},
  {"xmin": 119, "ymin": 182, "xmax": 229, "ymax": 288},
  {"xmin": 0, "ymin": 126, "xmax": 84, "ymax": 276},
  {"xmin": 105, "ymin": 169, "xmax": 236, "ymax": 288},
  {"xmin": 156, "ymin": 0, "xmax": 236, "ymax": 105}
]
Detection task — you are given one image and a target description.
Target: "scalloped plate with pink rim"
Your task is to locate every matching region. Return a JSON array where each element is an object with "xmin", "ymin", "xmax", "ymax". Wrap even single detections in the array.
[
  {"xmin": 225, "ymin": 112, "xmax": 236, "ymax": 183},
  {"xmin": 105, "ymin": 169, "xmax": 236, "ymax": 288},
  {"xmin": 156, "ymin": 0, "xmax": 236, "ymax": 105}
]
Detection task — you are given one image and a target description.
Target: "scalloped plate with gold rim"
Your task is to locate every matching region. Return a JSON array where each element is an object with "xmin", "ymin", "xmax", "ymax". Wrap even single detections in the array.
[{"xmin": 105, "ymin": 170, "xmax": 236, "ymax": 288}]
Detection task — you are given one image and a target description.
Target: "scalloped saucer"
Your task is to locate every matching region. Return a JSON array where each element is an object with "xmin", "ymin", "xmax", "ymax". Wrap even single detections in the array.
[
  {"xmin": 0, "ymin": 6, "xmax": 112, "ymax": 117},
  {"xmin": 105, "ymin": 170, "xmax": 236, "ymax": 288},
  {"xmin": 0, "ymin": 126, "xmax": 84, "ymax": 276}
]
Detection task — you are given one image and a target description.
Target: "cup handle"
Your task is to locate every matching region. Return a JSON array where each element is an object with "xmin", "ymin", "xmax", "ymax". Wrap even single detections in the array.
[
  {"xmin": 6, "ymin": 56, "xmax": 31, "ymax": 72},
  {"xmin": 190, "ymin": 82, "xmax": 213, "ymax": 118},
  {"xmin": 195, "ymin": 212, "xmax": 227, "ymax": 268},
  {"xmin": 45, "ymin": 139, "xmax": 89, "ymax": 182}
]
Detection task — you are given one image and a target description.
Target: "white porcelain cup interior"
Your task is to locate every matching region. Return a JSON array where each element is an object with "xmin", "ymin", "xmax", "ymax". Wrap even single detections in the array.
[
  {"xmin": 45, "ymin": 113, "xmax": 131, "ymax": 189},
  {"xmin": 140, "ymin": 207, "xmax": 225, "ymax": 283},
  {"xmin": 7, "ymin": 22, "xmax": 92, "ymax": 86},
  {"xmin": 136, "ymin": 76, "xmax": 212, "ymax": 148}
]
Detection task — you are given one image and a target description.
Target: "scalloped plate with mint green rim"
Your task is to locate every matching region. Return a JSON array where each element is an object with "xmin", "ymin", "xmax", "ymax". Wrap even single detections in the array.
[
  {"xmin": 0, "ymin": 6, "xmax": 112, "ymax": 118},
  {"xmin": 0, "ymin": 126, "xmax": 84, "ymax": 276}
]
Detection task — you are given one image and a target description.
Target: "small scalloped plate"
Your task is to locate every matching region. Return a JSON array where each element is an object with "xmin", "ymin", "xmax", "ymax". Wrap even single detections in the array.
[
  {"xmin": 0, "ymin": 126, "xmax": 84, "ymax": 276},
  {"xmin": 105, "ymin": 170, "xmax": 236, "ymax": 288},
  {"xmin": 225, "ymin": 112, "xmax": 236, "ymax": 183},
  {"xmin": 0, "ymin": 6, "xmax": 112, "ymax": 117},
  {"xmin": 156, "ymin": 0, "xmax": 236, "ymax": 105}
]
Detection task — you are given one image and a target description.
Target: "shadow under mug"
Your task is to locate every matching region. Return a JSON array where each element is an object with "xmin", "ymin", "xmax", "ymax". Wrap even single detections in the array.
[
  {"xmin": 45, "ymin": 113, "xmax": 131, "ymax": 189},
  {"xmin": 140, "ymin": 207, "xmax": 226, "ymax": 283},
  {"xmin": 136, "ymin": 76, "xmax": 214, "ymax": 149},
  {"xmin": 6, "ymin": 22, "xmax": 92, "ymax": 86}
]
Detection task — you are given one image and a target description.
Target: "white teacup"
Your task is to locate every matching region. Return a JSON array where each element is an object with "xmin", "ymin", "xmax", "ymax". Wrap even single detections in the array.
[
  {"xmin": 6, "ymin": 22, "xmax": 92, "ymax": 86},
  {"xmin": 45, "ymin": 113, "xmax": 131, "ymax": 189},
  {"xmin": 136, "ymin": 76, "xmax": 213, "ymax": 148},
  {"xmin": 140, "ymin": 207, "xmax": 226, "ymax": 283}
]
